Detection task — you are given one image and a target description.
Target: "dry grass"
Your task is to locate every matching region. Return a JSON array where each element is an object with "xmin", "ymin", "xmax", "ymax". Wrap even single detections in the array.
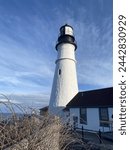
[{"xmin": 0, "ymin": 95, "xmax": 88, "ymax": 150}]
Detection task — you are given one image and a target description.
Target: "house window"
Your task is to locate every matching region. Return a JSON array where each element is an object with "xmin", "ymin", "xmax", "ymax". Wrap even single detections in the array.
[
  {"xmin": 73, "ymin": 116, "xmax": 78, "ymax": 128},
  {"xmin": 99, "ymin": 108, "xmax": 109, "ymax": 127},
  {"xmin": 59, "ymin": 69, "xmax": 61, "ymax": 75},
  {"xmin": 80, "ymin": 108, "xmax": 87, "ymax": 125}
]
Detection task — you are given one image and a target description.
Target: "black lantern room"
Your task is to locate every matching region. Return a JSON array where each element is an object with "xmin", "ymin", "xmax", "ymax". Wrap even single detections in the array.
[{"xmin": 56, "ymin": 24, "xmax": 77, "ymax": 50}]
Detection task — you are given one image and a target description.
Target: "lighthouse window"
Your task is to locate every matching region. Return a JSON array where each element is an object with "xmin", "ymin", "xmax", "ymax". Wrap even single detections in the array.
[
  {"xmin": 65, "ymin": 27, "xmax": 73, "ymax": 35},
  {"xmin": 60, "ymin": 28, "xmax": 65, "ymax": 35},
  {"xmin": 59, "ymin": 69, "xmax": 61, "ymax": 75}
]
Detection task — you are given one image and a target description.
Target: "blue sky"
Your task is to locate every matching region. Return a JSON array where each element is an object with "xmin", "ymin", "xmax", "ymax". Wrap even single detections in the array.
[{"xmin": 0, "ymin": 0, "xmax": 113, "ymax": 109}]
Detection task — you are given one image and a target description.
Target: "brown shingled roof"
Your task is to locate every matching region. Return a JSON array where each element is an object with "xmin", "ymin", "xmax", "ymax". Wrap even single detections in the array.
[{"xmin": 66, "ymin": 87, "xmax": 113, "ymax": 108}]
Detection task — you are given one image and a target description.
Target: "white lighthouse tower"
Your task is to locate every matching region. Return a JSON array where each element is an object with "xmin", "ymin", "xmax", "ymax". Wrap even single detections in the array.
[{"xmin": 49, "ymin": 24, "xmax": 78, "ymax": 115}]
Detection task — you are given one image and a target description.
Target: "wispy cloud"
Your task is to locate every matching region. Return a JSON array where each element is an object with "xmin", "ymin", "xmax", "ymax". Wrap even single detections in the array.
[
  {"xmin": 75, "ymin": 17, "xmax": 113, "ymax": 89},
  {"xmin": 0, "ymin": 12, "xmax": 55, "ymax": 92}
]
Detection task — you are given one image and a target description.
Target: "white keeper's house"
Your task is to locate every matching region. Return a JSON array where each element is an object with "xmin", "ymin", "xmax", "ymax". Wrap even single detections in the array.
[
  {"xmin": 64, "ymin": 87, "xmax": 113, "ymax": 132},
  {"xmin": 40, "ymin": 24, "xmax": 113, "ymax": 132}
]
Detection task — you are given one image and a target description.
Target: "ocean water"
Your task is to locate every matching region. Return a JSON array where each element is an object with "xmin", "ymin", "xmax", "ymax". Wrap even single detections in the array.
[{"xmin": 0, "ymin": 113, "xmax": 24, "ymax": 122}]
